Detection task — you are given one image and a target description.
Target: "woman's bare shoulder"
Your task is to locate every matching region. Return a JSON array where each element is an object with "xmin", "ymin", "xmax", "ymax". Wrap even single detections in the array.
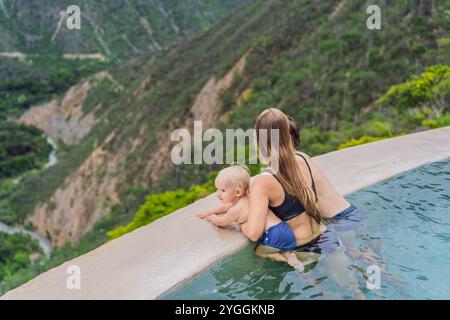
[
  {"xmin": 297, "ymin": 151, "xmax": 311, "ymax": 159},
  {"xmin": 250, "ymin": 173, "xmax": 274, "ymax": 191},
  {"xmin": 252, "ymin": 172, "xmax": 276, "ymax": 182}
]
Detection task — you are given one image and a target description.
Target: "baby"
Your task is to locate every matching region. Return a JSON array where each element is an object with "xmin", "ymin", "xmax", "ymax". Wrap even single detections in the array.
[{"xmin": 197, "ymin": 164, "xmax": 304, "ymax": 270}]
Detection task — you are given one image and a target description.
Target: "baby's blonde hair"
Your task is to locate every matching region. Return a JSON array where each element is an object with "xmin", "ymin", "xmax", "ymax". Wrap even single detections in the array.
[{"xmin": 217, "ymin": 163, "xmax": 250, "ymax": 194}]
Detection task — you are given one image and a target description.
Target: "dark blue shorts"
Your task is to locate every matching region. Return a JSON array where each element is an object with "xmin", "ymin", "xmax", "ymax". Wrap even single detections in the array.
[
  {"xmin": 325, "ymin": 204, "xmax": 363, "ymax": 232},
  {"xmin": 259, "ymin": 221, "xmax": 297, "ymax": 252}
]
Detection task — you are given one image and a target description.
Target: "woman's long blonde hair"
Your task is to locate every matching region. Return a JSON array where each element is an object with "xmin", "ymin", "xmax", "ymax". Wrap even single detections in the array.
[{"xmin": 255, "ymin": 108, "xmax": 322, "ymax": 223}]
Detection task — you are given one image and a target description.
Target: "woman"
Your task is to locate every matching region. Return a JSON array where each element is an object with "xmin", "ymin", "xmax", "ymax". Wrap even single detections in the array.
[
  {"xmin": 241, "ymin": 108, "xmax": 361, "ymax": 250},
  {"xmin": 241, "ymin": 108, "xmax": 365, "ymax": 298}
]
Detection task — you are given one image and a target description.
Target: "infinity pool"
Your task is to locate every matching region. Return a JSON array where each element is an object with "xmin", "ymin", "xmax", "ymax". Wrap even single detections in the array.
[{"xmin": 163, "ymin": 157, "xmax": 450, "ymax": 300}]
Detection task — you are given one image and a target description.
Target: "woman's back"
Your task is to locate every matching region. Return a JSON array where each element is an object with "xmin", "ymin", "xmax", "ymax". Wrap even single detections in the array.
[
  {"xmin": 260, "ymin": 151, "xmax": 350, "ymax": 244},
  {"xmin": 296, "ymin": 152, "xmax": 351, "ymax": 218}
]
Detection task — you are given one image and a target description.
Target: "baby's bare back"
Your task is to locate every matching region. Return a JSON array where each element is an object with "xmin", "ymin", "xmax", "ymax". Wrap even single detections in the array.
[{"xmin": 234, "ymin": 196, "xmax": 281, "ymax": 229}]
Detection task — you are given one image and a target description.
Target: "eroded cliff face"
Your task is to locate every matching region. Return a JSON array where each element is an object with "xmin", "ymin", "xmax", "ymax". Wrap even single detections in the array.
[
  {"xmin": 27, "ymin": 132, "xmax": 121, "ymax": 247},
  {"xmin": 16, "ymin": 71, "xmax": 124, "ymax": 246},
  {"xmin": 24, "ymin": 53, "xmax": 248, "ymax": 247},
  {"xmin": 19, "ymin": 72, "xmax": 120, "ymax": 145}
]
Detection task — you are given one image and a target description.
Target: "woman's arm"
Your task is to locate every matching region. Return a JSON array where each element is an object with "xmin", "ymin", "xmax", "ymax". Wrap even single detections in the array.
[{"xmin": 240, "ymin": 176, "xmax": 270, "ymax": 241}]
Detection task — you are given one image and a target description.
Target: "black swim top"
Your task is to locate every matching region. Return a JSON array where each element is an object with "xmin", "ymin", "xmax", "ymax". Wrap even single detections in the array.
[{"xmin": 265, "ymin": 152, "xmax": 318, "ymax": 221}]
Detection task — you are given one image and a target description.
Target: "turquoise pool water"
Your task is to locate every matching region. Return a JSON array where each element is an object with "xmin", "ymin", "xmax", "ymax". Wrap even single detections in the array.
[{"xmin": 163, "ymin": 157, "xmax": 450, "ymax": 300}]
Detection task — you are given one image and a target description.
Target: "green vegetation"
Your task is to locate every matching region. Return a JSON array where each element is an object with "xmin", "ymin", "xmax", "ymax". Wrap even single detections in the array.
[
  {"xmin": 376, "ymin": 64, "xmax": 449, "ymax": 112},
  {"xmin": 337, "ymin": 65, "xmax": 450, "ymax": 149},
  {"xmin": 338, "ymin": 134, "xmax": 401, "ymax": 150},
  {"xmin": 0, "ymin": 122, "xmax": 52, "ymax": 179},
  {"xmin": 374, "ymin": 64, "xmax": 450, "ymax": 130},
  {"xmin": 0, "ymin": 232, "xmax": 42, "ymax": 294}
]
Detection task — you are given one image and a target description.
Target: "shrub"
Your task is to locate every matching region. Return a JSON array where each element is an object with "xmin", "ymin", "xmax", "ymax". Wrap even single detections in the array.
[
  {"xmin": 338, "ymin": 133, "xmax": 404, "ymax": 150},
  {"xmin": 422, "ymin": 114, "xmax": 450, "ymax": 129},
  {"xmin": 376, "ymin": 64, "xmax": 450, "ymax": 111}
]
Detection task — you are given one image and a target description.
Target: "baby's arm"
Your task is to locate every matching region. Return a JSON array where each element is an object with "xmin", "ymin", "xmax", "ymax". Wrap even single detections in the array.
[
  {"xmin": 205, "ymin": 203, "xmax": 243, "ymax": 227},
  {"xmin": 197, "ymin": 203, "xmax": 234, "ymax": 219}
]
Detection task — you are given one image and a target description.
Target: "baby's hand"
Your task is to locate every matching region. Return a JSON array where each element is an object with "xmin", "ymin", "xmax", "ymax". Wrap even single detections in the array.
[
  {"xmin": 204, "ymin": 214, "xmax": 223, "ymax": 226},
  {"xmin": 197, "ymin": 210, "xmax": 213, "ymax": 219}
]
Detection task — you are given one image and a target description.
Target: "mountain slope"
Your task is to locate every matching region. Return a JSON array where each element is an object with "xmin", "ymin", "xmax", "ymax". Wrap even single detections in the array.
[
  {"xmin": 1, "ymin": 0, "xmax": 448, "ymax": 248},
  {"xmin": 0, "ymin": 0, "xmax": 251, "ymax": 119},
  {"xmin": 0, "ymin": 0, "xmax": 250, "ymax": 58},
  {"xmin": 1, "ymin": 0, "xmax": 288, "ymax": 245}
]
